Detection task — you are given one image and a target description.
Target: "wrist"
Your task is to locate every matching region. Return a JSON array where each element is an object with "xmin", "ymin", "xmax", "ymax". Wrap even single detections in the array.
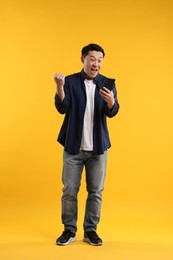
[
  {"xmin": 107, "ymin": 99, "xmax": 115, "ymax": 109},
  {"xmin": 56, "ymin": 87, "xmax": 65, "ymax": 101},
  {"xmin": 57, "ymin": 86, "xmax": 63, "ymax": 91}
]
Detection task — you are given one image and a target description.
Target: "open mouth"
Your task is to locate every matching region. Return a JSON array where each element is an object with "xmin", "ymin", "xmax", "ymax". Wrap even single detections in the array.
[{"xmin": 91, "ymin": 68, "xmax": 98, "ymax": 74}]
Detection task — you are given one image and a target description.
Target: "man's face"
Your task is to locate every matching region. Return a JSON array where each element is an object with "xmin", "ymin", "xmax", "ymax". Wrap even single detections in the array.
[{"xmin": 81, "ymin": 51, "xmax": 104, "ymax": 79}]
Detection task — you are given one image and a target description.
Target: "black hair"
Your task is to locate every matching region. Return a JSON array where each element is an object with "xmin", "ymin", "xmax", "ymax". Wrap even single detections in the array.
[{"xmin": 81, "ymin": 43, "xmax": 105, "ymax": 57}]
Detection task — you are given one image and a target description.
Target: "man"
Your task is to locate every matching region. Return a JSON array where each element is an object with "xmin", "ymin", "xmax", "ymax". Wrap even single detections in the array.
[{"xmin": 54, "ymin": 43, "xmax": 119, "ymax": 246}]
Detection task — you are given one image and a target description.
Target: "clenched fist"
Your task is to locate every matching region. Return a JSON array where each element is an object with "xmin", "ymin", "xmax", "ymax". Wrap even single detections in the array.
[
  {"xmin": 54, "ymin": 73, "xmax": 65, "ymax": 101},
  {"xmin": 54, "ymin": 73, "xmax": 65, "ymax": 88}
]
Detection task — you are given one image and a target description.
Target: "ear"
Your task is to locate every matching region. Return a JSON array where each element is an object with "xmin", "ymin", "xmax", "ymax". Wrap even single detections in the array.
[{"xmin": 81, "ymin": 56, "xmax": 84, "ymax": 63}]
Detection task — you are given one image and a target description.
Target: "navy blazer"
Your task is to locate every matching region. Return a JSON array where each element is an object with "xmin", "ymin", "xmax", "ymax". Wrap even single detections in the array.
[{"xmin": 54, "ymin": 70, "xmax": 119, "ymax": 155}]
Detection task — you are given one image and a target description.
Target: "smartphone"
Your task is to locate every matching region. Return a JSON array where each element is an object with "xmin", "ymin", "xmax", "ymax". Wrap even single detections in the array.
[{"xmin": 103, "ymin": 78, "xmax": 115, "ymax": 91}]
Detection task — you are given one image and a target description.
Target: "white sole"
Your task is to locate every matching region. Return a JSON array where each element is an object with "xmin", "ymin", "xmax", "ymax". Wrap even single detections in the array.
[{"xmin": 83, "ymin": 237, "xmax": 102, "ymax": 246}]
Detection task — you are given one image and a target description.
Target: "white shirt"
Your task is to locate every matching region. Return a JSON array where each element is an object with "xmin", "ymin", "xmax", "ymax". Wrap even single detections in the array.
[{"xmin": 80, "ymin": 79, "xmax": 96, "ymax": 151}]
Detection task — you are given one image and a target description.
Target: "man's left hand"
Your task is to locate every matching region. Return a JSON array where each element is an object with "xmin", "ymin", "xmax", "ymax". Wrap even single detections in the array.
[{"xmin": 99, "ymin": 87, "xmax": 115, "ymax": 109}]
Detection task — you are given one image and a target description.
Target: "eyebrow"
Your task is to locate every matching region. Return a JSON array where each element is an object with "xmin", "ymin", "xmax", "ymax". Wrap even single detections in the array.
[{"xmin": 90, "ymin": 55, "xmax": 103, "ymax": 59}]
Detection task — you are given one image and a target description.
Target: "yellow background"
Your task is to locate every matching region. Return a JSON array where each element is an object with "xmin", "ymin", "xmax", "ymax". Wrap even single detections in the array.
[{"xmin": 1, "ymin": 0, "xmax": 173, "ymax": 259}]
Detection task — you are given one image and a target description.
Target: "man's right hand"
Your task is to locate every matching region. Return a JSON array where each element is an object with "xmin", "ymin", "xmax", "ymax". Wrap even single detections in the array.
[
  {"xmin": 54, "ymin": 73, "xmax": 65, "ymax": 88},
  {"xmin": 54, "ymin": 73, "xmax": 65, "ymax": 101}
]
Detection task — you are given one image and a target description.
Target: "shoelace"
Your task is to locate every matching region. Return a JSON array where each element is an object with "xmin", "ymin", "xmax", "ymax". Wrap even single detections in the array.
[{"xmin": 61, "ymin": 230, "xmax": 73, "ymax": 238}]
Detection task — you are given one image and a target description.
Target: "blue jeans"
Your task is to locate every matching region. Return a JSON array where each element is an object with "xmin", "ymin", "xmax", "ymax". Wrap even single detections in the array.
[{"xmin": 61, "ymin": 150, "xmax": 107, "ymax": 233}]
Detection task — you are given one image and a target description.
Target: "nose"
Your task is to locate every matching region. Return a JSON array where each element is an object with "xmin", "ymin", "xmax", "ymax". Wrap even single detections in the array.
[{"xmin": 93, "ymin": 60, "xmax": 98, "ymax": 67}]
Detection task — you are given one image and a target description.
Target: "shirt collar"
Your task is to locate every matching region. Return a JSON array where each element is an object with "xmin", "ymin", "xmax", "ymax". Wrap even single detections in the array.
[{"xmin": 80, "ymin": 69, "xmax": 104, "ymax": 88}]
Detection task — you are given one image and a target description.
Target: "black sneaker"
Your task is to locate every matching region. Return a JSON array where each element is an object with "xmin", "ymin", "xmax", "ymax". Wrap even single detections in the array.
[
  {"xmin": 56, "ymin": 230, "xmax": 76, "ymax": 246},
  {"xmin": 83, "ymin": 231, "xmax": 103, "ymax": 246}
]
